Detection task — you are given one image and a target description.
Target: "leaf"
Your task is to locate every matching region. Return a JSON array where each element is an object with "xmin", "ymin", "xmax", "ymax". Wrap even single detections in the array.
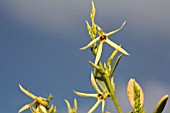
[
  {"xmin": 110, "ymin": 54, "xmax": 123, "ymax": 76},
  {"xmin": 94, "ymin": 69, "xmax": 109, "ymax": 92},
  {"xmin": 127, "ymin": 79, "xmax": 144, "ymax": 110},
  {"xmin": 153, "ymin": 95, "xmax": 169, "ymax": 113},
  {"xmin": 107, "ymin": 49, "xmax": 119, "ymax": 66}
]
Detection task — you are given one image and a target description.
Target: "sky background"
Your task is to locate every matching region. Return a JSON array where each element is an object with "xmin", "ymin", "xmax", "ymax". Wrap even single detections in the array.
[{"xmin": 0, "ymin": 0, "xmax": 170, "ymax": 113}]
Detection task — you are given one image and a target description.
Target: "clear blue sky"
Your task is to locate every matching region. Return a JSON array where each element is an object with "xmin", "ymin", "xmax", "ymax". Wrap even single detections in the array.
[{"xmin": 0, "ymin": 0, "xmax": 170, "ymax": 113}]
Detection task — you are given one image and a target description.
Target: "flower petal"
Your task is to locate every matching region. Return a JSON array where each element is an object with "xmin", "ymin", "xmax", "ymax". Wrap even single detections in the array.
[
  {"xmin": 95, "ymin": 41, "xmax": 104, "ymax": 64},
  {"xmin": 91, "ymin": 72, "xmax": 102, "ymax": 94},
  {"xmin": 86, "ymin": 21, "xmax": 91, "ymax": 32},
  {"xmin": 65, "ymin": 99, "xmax": 71, "ymax": 111},
  {"xmin": 30, "ymin": 106, "xmax": 37, "ymax": 113},
  {"xmin": 19, "ymin": 84, "xmax": 37, "ymax": 99},
  {"xmin": 88, "ymin": 99, "xmax": 101, "ymax": 113},
  {"xmin": 34, "ymin": 97, "xmax": 48, "ymax": 107},
  {"xmin": 80, "ymin": 36, "xmax": 100, "ymax": 50},
  {"xmin": 105, "ymin": 39, "xmax": 129, "ymax": 55},
  {"xmin": 102, "ymin": 100, "xmax": 105, "ymax": 113},
  {"xmin": 97, "ymin": 25, "xmax": 104, "ymax": 36},
  {"xmin": 18, "ymin": 104, "xmax": 30, "ymax": 113},
  {"xmin": 18, "ymin": 101, "xmax": 36, "ymax": 113},
  {"xmin": 105, "ymin": 21, "xmax": 126, "ymax": 36},
  {"xmin": 74, "ymin": 98, "xmax": 78, "ymax": 110},
  {"xmin": 38, "ymin": 105, "xmax": 47, "ymax": 113},
  {"xmin": 73, "ymin": 90, "xmax": 97, "ymax": 98},
  {"xmin": 89, "ymin": 61, "xmax": 105, "ymax": 73}
]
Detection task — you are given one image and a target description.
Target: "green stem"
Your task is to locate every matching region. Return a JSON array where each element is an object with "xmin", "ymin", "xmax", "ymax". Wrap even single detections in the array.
[
  {"xmin": 105, "ymin": 76, "xmax": 123, "ymax": 113},
  {"xmin": 91, "ymin": 47, "xmax": 122, "ymax": 112}
]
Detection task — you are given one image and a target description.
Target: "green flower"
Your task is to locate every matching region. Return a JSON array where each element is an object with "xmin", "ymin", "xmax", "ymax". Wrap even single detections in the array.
[
  {"xmin": 80, "ymin": 21, "xmax": 129, "ymax": 64},
  {"xmin": 74, "ymin": 73, "xmax": 110, "ymax": 113}
]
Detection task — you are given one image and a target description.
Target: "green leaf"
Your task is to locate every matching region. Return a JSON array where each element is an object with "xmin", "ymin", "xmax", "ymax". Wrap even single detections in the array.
[
  {"xmin": 93, "ymin": 68, "xmax": 109, "ymax": 92},
  {"xmin": 153, "ymin": 95, "xmax": 169, "ymax": 113},
  {"xmin": 110, "ymin": 54, "xmax": 123, "ymax": 76},
  {"xmin": 107, "ymin": 49, "xmax": 119, "ymax": 66}
]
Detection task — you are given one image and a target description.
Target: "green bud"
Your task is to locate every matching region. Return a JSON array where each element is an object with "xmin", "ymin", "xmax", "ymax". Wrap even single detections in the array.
[
  {"xmin": 90, "ymin": 1, "xmax": 96, "ymax": 20},
  {"xmin": 127, "ymin": 79, "xmax": 144, "ymax": 110}
]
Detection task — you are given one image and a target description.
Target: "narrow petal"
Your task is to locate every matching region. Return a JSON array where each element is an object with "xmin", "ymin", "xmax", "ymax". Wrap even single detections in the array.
[
  {"xmin": 74, "ymin": 98, "xmax": 78, "ymax": 110},
  {"xmin": 38, "ymin": 105, "xmax": 47, "ymax": 113},
  {"xmin": 18, "ymin": 104, "xmax": 30, "ymax": 113},
  {"xmin": 19, "ymin": 101, "xmax": 37, "ymax": 113},
  {"xmin": 53, "ymin": 106, "xmax": 57, "ymax": 113},
  {"xmin": 19, "ymin": 84, "xmax": 36, "ymax": 99},
  {"xmin": 64, "ymin": 99, "xmax": 71, "ymax": 111},
  {"xmin": 91, "ymin": 72, "xmax": 102, "ymax": 94},
  {"xmin": 30, "ymin": 106, "xmax": 37, "ymax": 113},
  {"xmin": 88, "ymin": 100, "xmax": 101, "ymax": 113},
  {"xmin": 95, "ymin": 41, "xmax": 103, "ymax": 64},
  {"xmin": 105, "ymin": 39, "xmax": 129, "ymax": 55},
  {"xmin": 96, "ymin": 25, "xmax": 102, "ymax": 31},
  {"xmin": 97, "ymin": 25, "xmax": 104, "ymax": 36},
  {"xmin": 102, "ymin": 101, "xmax": 105, "ymax": 113},
  {"xmin": 73, "ymin": 90, "xmax": 97, "ymax": 98},
  {"xmin": 105, "ymin": 21, "xmax": 126, "ymax": 36},
  {"xmin": 89, "ymin": 61, "xmax": 105, "ymax": 73},
  {"xmin": 80, "ymin": 37, "xmax": 100, "ymax": 50},
  {"xmin": 48, "ymin": 104, "xmax": 54, "ymax": 113},
  {"xmin": 86, "ymin": 20, "xmax": 91, "ymax": 30},
  {"xmin": 34, "ymin": 97, "xmax": 48, "ymax": 107}
]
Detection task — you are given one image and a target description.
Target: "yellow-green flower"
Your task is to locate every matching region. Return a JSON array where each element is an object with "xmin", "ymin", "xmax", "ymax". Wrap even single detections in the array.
[
  {"xmin": 18, "ymin": 84, "xmax": 49, "ymax": 113},
  {"xmin": 80, "ymin": 21, "xmax": 129, "ymax": 64},
  {"xmin": 74, "ymin": 73, "xmax": 110, "ymax": 113}
]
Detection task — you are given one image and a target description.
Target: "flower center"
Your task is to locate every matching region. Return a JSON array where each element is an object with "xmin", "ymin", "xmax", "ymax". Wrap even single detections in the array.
[
  {"xmin": 98, "ymin": 93, "xmax": 104, "ymax": 100},
  {"xmin": 100, "ymin": 35, "xmax": 107, "ymax": 41}
]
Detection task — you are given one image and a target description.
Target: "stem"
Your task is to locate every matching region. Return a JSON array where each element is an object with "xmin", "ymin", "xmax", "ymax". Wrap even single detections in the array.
[
  {"xmin": 91, "ymin": 47, "xmax": 123, "ymax": 112},
  {"xmin": 105, "ymin": 76, "xmax": 123, "ymax": 113}
]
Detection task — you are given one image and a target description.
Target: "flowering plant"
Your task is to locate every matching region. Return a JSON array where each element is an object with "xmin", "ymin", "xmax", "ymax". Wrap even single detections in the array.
[{"xmin": 18, "ymin": 1, "xmax": 168, "ymax": 113}]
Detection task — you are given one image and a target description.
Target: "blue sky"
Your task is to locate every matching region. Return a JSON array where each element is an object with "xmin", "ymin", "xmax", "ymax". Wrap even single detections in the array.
[{"xmin": 0, "ymin": 0, "xmax": 170, "ymax": 113}]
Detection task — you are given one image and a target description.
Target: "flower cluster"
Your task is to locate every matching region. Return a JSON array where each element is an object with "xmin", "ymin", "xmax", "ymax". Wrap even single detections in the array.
[
  {"xmin": 80, "ymin": 1, "xmax": 129, "ymax": 65},
  {"xmin": 74, "ymin": 1, "xmax": 129, "ymax": 113}
]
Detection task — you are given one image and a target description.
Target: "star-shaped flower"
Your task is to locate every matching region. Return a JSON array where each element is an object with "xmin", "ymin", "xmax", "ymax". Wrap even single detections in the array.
[
  {"xmin": 74, "ymin": 73, "xmax": 110, "ymax": 113},
  {"xmin": 18, "ymin": 84, "xmax": 49, "ymax": 113},
  {"xmin": 80, "ymin": 21, "xmax": 129, "ymax": 64}
]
